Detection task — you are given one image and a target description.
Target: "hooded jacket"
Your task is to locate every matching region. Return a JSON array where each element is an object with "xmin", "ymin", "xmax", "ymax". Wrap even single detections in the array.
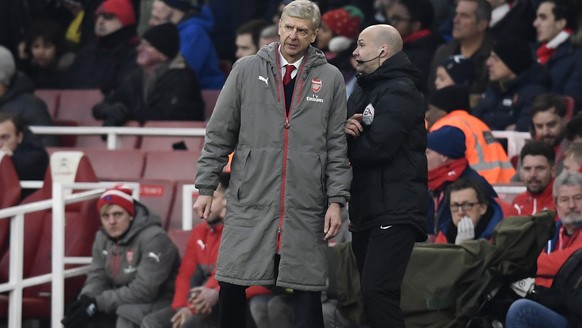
[
  {"xmin": 178, "ymin": 6, "xmax": 225, "ymax": 89},
  {"xmin": 347, "ymin": 51, "xmax": 427, "ymax": 238},
  {"xmin": 195, "ymin": 43, "xmax": 352, "ymax": 291},
  {"xmin": 81, "ymin": 201, "xmax": 180, "ymax": 319}
]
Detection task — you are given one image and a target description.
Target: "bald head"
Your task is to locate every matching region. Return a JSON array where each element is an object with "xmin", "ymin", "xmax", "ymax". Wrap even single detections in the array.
[
  {"xmin": 353, "ymin": 24, "xmax": 403, "ymax": 74},
  {"xmin": 362, "ymin": 24, "xmax": 403, "ymax": 57}
]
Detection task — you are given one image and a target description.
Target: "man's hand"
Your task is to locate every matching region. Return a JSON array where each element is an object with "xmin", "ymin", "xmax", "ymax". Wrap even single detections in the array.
[
  {"xmin": 171, "ymin": 307, "xmax": 193, "ymax": 328},
  {"xmin": 345, "ymin": 114, "xmax": 363, "ymax": 137},
  {"xmin": 193, "ymin": 195, "xmax": 213, "ymax": 219},
  {"xmin": 61, "ymin": 295, "xmax": 98, "ymax": 328},
  {"xmin": 455, "ymin": 217, "xmax": 475, "ymax": 245},
  {"xmin": 189, "ymin": 286, "xmax": 218, "ymax": 315},
  {"xmin": 0, "ymin": 146, "xmax": 13, "ymax": 156},
  {"xmin": 324, "ymin": 203, "xmax": 342, "ymax": 240}
]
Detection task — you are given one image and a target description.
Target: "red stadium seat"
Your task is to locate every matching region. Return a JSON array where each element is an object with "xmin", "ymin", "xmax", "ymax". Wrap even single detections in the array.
[
  {"xmin": 201, "ymin": 89, "xmax": 221, "ymax": 121},
  {"xmin": 35, "ymin": 89, "xmax": 61, "ymax": 118},
  {"xmin": 562, "ymin": 95, "xmax": 575, "ymax": 121},
  {"xmin": 167, "ymin": 229, "xmax": 192, "ymax": 258},
  {"xmin": 56, "ymin": 89, "xmax": 103, "ymax": 122},
  {"xmin": 139, "ymin": 179, "xmax": 176, "ymax": 230},
  {"xmin": 0, "ymin": 151, "xmax": 100, "ymax": 319},
  {"xmin": 142, "ymin": 150, "xmax": 200, "ymax": 181},
  {"xmin": 0, "ymin": 153, "xmax": 22, "ymax": 266},
  {"xmin": 83, "ymin": 149, "xmax": 145, "ymax": 181},
  {"xmin": 167, "ymin": 180, "xmax": 204, "ymax": 231}
]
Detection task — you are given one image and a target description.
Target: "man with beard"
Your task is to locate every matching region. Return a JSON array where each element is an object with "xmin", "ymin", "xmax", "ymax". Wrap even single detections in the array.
[
  {"xmin": 531, "ymin": 93, "xmax": 570, "ymax": 170},
  {"xmin": 512, "ymin": 141, "xmax": 557, "ymax": 216},
  {"xmin": 505, "ymin": 171, "xmax": 582, "ymax": 328}
]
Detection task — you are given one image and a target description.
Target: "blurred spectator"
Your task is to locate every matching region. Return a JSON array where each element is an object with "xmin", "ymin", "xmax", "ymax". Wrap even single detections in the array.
[
  {"xmin": 531, "ymin": 93, "xmax": 570, "ymax": 168},
  {"xmin": 534, "ymin": 0, "xmax": 582, "ymax": 113},
  {"xmin": 435, "ymin": 177, "xmax": 504, "ymax": 244},
  {"xmin": 563, "ymin": 143, "xmax": 582, "ymax": 173},
  {"xmin": 386, "ymin": 0, "xmax": 445, "ymax": 90},
  {"xmin": 427, "ymin": 0, "xmax": 494, "ymax": 95},
  {"xmin": 19, "ymin": 19, "xmax": 74, "ymax": 89},
  {"xmin": 235, "ymin": 19, "xmax": 269, "ymax": 59},
  {"xmin": 61, "ymin": 186, "xmax": 180, "ymax": 328},
  {"xmin": 488, "ymin": 0, "xmax": 537, "ymax": 42},
  {"xmin": 505, "ymin": 172, "xmax": 582, "ymax": 328},
  {"xmin": 434, "ymin": 54, "xmax": 475, "ymax": 90},
  {"xmin": 473, "ymin": 37, "xmax": 551, "ymax": 131},
  {"xmin": 0, "ymin": 46, "xmax": 56, "ymax": 147},
  {"xmin": 427, "ymin": 85, "xmax": 515, "ymax": 183},
  {"xmin": 426, "ymin": 125, "xmax": 498, "ymax": 241},
  {"xmin": 0, "ymin": 112, "xmax": 48, "ymax": 200},
  {"xmin": 512, "ymin": 141, "xmax": 556, "ymax": 216},
  {"xmin": 149, "ymin": 0, "xmax": 225, "ymax": 89},
  {"xmin": 565, "ymin": 114, "xmax": 582, "ymax": 143},
  {"xmin": 76, "ymin": 0, "xmax": 140, "ymax": 47},
  {"xmin": 536, "ymin": 171, "xmax": 582, "ymax": 287},
  {"xmin": 259, "ymin": 24, "xmax": 280, "ymax": 48},
  {"xmin": 61, "ymin": 0, "xmax": 139, "ymax": 94},
  {"xmin": 317, "ymin": 6, "xmax": 363, "ymax": 59},
  {"xmin": 92, "ymin": 23, "xmax": 205, "ymax": 127}
]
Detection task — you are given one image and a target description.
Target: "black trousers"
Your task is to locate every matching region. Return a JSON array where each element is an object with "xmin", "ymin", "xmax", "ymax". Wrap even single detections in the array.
[
  {"xmin": 218, "ymin": 254, "xmax": 324, "ymax": 328},
  {"xmin": 351, "ymin": 224, "xmax": 417, "ymax": 328}
]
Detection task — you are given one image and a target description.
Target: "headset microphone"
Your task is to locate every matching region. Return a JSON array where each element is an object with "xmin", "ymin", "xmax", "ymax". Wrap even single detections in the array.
[{"xmin": 355, "ymin": 49, "xmax": 384, "ymax": 64}]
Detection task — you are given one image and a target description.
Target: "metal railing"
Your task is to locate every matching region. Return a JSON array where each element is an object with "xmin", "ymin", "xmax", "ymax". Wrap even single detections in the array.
[
  {"xmin": 0, "ymin": 182, "xmax": 139, "ymax": 328},
  {"xmin": 30, "ymin": 126, "xmax": 206, "ymax": 150}
]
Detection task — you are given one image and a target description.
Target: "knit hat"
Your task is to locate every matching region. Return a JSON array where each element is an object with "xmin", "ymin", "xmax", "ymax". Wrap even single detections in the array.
[
  {"xmin": 97, "ymin": 186, "xmax": 135, "ymax": 217},
  {"xmin": 493, "ymin": 37, "xmax": 534, "ymax": 75},
  {"xmin": 429, "ymin": 85, "xmax": 471, "ymax": 113},
  {"xmin": 142, "ymin": 23, "xmax": 180, "ymax": 59},
  {"xmin": 161, "ymin": 0, "xmax": 194, "ymax": 11},
  {"xmin": 322, "ymin": 6, "xmax": 364, "ymax": 40},
  {"xmin": 427, "ymin": 125, "xmax": 466, "ymax": 159},
  {"xmin": 96, "ymin": 0, "xmax": 136, "ymax": 26},
  {"xmin": 0, "ymin": 46, "xmax": 16, "ymax": 86},
  {"xmin": 441, "ymin": 55, "xmax": 475, "ymax": 86}
]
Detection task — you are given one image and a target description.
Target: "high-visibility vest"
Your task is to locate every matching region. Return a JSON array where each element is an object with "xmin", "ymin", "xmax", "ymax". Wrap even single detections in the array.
[{"xmin": 430, "ymin": 110, "xmax": 515, "ymax": 183}]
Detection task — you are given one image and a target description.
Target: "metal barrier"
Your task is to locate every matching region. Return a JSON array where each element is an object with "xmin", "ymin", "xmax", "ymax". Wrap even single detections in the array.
[
  {"xmin": 491, "ymin": 131, "xmax": 531, "ymax": 160},
  {"xmin": 30, "ymin": 126, "xmax": 206, "ymax": 150},
  {"xmin": 0, "ymin": 182, "xmax": 139, "ymax": 328}
]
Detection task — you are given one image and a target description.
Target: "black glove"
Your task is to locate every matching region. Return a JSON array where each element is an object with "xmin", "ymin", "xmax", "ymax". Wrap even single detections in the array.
[
  {"xmin": 527, "ymin": 285, "xmax": 564, "ymax": 311},
  {"xmin": 61, "ymin": 294, "xmax": 98, "ymax": 328}
]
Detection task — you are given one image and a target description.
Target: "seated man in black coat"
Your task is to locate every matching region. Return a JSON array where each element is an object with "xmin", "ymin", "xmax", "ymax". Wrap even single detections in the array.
[
  {"xmin": 93, "ymin": 22, "xmax": 205, "ymax": 126},
  {"xmin": 0, "ymin": 112, "xmax": 49, "ymax": 199}
]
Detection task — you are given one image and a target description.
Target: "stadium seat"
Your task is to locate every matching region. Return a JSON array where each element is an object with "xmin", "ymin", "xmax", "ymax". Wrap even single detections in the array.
[
  {"xmin": 35, "ymin": 89, "xmax": 61, "ymax": 118},
  {"xmin": 140, "ymin": 121, "xmax": 205, "ymax": 152},
  {"xmin": 167, "ymin": 229, "xmax": 191, "ymax": 258},
  {"xmin": 201, "ymin": 89, "xmax": 221, "ymax": 121},
  {"xmin": 55, "ymin": 89, "xmax": 103, "ymax": 122},
  {"xmin": 139, "ymin": 179, "xmax": 176, "ymax": 230},
  {"xmin": 0, "ymin": 151, "xmax": 100, "ymax": 319},
  {"xmin": 83, "ymin": 149, "xmax": 145, "ymax": 181},
  {"xmin": 75, "ymin": 120, "xmax": 141, "ymax": 149},
  {"xmin": 0, "ymin": 153, "xmax": 22, "ymax": 266},
  {"xmin": 167, "ymin": 180, "xmax": 204, "ymax": 231},
  {"xmin": 142, "ymin": 150, "xmax": 200, "ymax": 181}
]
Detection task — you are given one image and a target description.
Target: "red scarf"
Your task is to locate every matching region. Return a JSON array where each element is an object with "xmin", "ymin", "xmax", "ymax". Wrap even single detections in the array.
[
  {"xmin": 428, "ymin": 158, "xmax": 468, "ymax": 191},
  {"xmin": 536, "ymin": 45, "xmax": 555, "ymax": 65},
  {"xmin": 403, "ymin": 29, "xmax": 432, "ymax": 44}
]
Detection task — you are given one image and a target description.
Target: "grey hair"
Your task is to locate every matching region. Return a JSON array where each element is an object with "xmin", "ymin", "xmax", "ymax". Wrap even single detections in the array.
[
  {"xmin": 281, "ymin": 0, "xmax": 321, "ymax": 30},
  {"xmin": 553, "ymin": 171, "xmax": 582, "ymax": 198}
]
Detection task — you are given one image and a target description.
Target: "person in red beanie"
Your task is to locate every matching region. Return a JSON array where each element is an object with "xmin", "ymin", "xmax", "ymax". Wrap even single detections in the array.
[
  {"xmin": 61, "ymin": 186, "xmax": 180, "ymax": 328},
  {"xmin": 61, "ymin": 0, "xmax": 139, "ymax": 93}
]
